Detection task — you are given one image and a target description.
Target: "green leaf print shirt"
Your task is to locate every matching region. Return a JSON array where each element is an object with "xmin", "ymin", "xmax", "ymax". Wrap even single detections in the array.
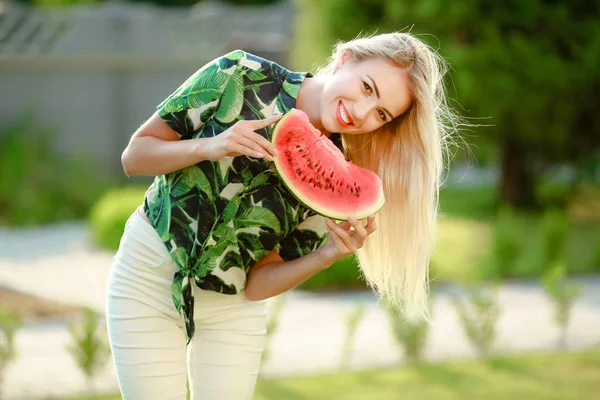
[{"xmin": 142, "ymin": 50, "xmax": 342, "ymax": 343}]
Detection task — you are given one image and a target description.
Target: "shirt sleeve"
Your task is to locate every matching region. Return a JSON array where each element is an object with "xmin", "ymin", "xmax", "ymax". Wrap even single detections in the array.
[
  {"xmin": 276, "ymin": 213, "xmax": 329, "ymax": 261},
  {"xmin": 156, "ymin": 49, "xmax": 244, "ymax": 140}
]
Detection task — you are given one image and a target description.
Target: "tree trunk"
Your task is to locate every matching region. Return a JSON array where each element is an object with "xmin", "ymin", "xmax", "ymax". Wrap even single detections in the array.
[{"xmin": 499, "ymin": 136, "xmax": 537, "ymax": 209}]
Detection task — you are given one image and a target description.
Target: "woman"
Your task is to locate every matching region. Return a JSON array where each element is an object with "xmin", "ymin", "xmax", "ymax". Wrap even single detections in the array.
[{"xmin": 107, "ymin": 32, "xmax": 456, "ymax": 399}]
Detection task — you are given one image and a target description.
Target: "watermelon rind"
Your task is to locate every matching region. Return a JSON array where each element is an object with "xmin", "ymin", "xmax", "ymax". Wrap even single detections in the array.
[{"xmin": 271, "ymin": 109, "xmax": 385, "ymax": 221}]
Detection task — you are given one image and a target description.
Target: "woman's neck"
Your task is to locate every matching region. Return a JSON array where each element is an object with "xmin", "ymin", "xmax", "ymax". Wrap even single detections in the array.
[{"xmin": 295, "ymin": 75, "xmax": 329, "ymax": 136}]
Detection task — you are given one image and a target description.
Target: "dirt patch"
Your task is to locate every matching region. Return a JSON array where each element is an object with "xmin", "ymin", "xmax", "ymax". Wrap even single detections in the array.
[{"xmin": 0, "ymin": 286, "xmax": 85, "ymax": 322}]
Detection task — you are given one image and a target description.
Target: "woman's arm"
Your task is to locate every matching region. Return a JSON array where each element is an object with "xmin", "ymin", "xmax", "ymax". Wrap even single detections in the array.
[
  {"xmin": 244, "ymin": 215, "xmax": 377, "ymax": 301},
  {"xmin": 122, "ymin": 113, "xmax": 210, "ymax": 176},
  {"xmin": 244, "ymin": 247, "xmax": 335, "ymax": 301},
  {"xmin": 121, "ymin": 112, "xmax": 280, "ymax": 177}
]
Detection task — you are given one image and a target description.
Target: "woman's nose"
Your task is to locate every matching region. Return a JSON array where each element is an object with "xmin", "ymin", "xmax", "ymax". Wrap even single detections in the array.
[{"xmin": 353, "ymin": 99, "xmax": 375, "ymax": 122}]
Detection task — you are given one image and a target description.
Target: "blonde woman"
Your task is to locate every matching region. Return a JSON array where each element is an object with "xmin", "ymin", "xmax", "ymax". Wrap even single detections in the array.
[{"xmin": 107, "ymin": 32, "xmax": 455, "ymax": 399}]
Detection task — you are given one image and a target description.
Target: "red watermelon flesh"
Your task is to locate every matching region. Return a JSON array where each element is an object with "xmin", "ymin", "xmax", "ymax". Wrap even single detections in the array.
[{"xmin": 272, "ymin": 108, "xmax": 385, "ymax": 220}]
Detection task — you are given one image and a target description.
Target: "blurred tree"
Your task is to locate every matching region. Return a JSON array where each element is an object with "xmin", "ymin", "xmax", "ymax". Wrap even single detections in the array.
[{"xmin": 310, "ymin": 0, "xmax": 600, "ymax": 209}]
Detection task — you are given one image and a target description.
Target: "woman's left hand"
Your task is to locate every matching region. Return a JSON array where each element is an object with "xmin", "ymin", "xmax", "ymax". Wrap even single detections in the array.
[{"xmin": 317, "ymin": 214, "xmax": 377, "ymax": 265}]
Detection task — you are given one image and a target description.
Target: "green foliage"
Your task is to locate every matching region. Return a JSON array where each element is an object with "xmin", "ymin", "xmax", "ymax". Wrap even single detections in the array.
[
  {"xmin": 593, "ymin": 233, "xmax": 600, "ymax": 269},
  {"xmin": 0, "ymin": 111, "xmax": 110, "ymax": 226},
  {"xmin": 0, "ymin": 308, "xmax": 22, "ymax": 389},
  {"xmin": 541, "ymin": 263, "xmax": 583, "ymax": 350},
  {"xmin": 451, "ymin": 283, "xmax": 501, "ymax": 359},
  {"xmin": 298, "ymin": 256, "xmax": 367, "ymax": 291},
  {"xmin": 385, "ymin": 300, "xmax": 431, "ymax": 365},
  {"xmin": 491, "ymin": 206, "xmax": 523, "ymax": 279},
  {"xmin": 540, "ymin": 210, "xmax": 571, "ymax": 269},
  {"xmin": 309, "ymin": 0, "xmax": 600, "ymax": 208},
  {"xmin": 340, "ymin": 302, "xmax": 365, "ymax": 370},
  {"xmin": 439, "ymin": 186, "xmax": 498, "ymax": 221},
  {"xmin": 67, "ymin": 307, "xmax": 111, "ymax": 395},
  {"xmin": 88, "ymin": 186, "xmax": 148, "ymax": 251}
]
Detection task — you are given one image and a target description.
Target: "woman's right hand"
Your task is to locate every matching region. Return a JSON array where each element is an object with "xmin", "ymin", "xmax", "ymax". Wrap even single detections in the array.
[{"xmin": 203, "ymin": 114, "xmax": 283, "ymax": 162}]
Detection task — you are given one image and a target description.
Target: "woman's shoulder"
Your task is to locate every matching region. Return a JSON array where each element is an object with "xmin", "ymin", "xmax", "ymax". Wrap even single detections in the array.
[{"xmin": 215, "ymin": 49, "xmax": 296, "ymax": 82}]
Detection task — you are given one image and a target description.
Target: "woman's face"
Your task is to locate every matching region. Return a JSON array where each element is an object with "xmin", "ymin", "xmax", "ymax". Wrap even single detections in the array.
[{"xmin": 320, "ymin": 52, "xmax": 412, "ymax": 135}]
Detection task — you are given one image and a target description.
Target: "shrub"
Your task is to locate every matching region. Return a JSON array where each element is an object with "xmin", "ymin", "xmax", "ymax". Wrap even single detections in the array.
[
  {"xmin": 67, "ymin": 307, "xmax": 111, "ymax": 397},
  {"xmin": 0, "ymin": 308, "xmax": 21, "ymax": 392},
  {"xmin": 540, "ymin": 210, "xmax": 571, "ymax": 270},
  {"xmin": 451, "ymin": 283, "xmax": 501, "ymax": 359},
  {"xmin": 88, "ymin": 186, "xmax": 148, "ymax": 251},
  {"xmin": 541, "ymin": 263, "xmax": 583, "ymax": 351},
  {"xmin": 491, "ymin": 206, "xmax": 523, "ymax": 278},
  {"xmin": 385, "ymin": 299, "xmax": 432, "ymax": 365},
  {"xmin": 298, "ymin": 256, "xmax": 367, "ymax": 292},
  {"xmin": 593, "ymin": 233, "xmax": 600, "ymax": 270},
  {"xmin": 0, "ymin": 111, "xmax": 111, "ymax": 226},
  {"xmin": 340, "ymin": 301, "xmax": 365, "ymax": 370}
]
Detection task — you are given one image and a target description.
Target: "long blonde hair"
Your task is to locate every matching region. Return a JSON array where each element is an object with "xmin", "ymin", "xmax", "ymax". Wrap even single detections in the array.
[{"xmin": 316, "ymin": 32, "xmax": 461, "ymax": 319}]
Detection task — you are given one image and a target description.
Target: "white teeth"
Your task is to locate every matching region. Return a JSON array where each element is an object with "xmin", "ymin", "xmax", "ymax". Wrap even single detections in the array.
[{"xmin": 339, "ymin": 103, "xmax": 350, "ymax": 124}]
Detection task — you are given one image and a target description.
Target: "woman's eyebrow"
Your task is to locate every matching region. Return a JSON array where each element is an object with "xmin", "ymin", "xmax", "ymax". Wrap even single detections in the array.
[{"xmin": 367, "ymin": 74, "xmax": 394, "ymax": 120}]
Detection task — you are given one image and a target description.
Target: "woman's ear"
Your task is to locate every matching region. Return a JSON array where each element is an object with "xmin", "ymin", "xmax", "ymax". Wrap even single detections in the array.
[{"xmin": 334, "ymin": 49, "xmax": 354, "ymax": 73}]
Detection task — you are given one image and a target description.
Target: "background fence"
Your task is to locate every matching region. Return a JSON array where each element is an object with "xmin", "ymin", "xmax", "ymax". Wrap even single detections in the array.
[{"xmin": 0, "ymin": 0, "xmax": 295, "ymax": 176}]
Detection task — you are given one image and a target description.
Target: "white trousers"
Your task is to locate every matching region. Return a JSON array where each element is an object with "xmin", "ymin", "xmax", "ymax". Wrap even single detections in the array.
[{"xmin": 105, "ymin": 208, "xmax": 268, "ymax": 400}]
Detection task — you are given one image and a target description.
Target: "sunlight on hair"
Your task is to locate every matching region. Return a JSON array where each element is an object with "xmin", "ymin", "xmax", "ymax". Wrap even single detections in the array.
[{"xmin": 316, "ymin": 31, "xmax": 470, "ymax": 321}]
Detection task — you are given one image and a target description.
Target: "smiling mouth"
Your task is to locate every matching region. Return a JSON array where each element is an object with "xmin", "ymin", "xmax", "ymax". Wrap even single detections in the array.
[{"xmin": 337, "ymin": 101, "xmax": 354, "ymax": 126}]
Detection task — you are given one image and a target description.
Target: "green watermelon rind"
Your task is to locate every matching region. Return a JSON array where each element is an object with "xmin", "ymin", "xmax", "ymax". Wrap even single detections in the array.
[{"xmin": 271, "ymin": 109, "xmax": 385, "ymax": 221}]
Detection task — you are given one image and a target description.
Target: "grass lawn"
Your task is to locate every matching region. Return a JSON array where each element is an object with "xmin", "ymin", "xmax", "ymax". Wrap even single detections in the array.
[{"xmin": 69, "ymin": 347, "xmax": 600, "ymax": 400}]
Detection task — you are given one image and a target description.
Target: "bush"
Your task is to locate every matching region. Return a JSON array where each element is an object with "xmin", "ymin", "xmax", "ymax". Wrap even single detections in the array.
[
  {"xmin": 340, "ymin": 301, "xmax": 365, "ymax": 370},
  {"xmin": 540, "ymin": 209, "xmax": 571, "ymax": 269},
  {"xmin": 88, "ymin": 186, "xmax": 148, "ymax": 251},
  {"xmin": 0, "ymin": 111, "xmax": 111, "ymax": 226},
  {"xmin": 0, "ymin": 308, "xmax": 21, "ymax": 391},
  {"xmin": 541, "ymin": 263, "xmax": 583, "ymax": 351},
  {"xmin": 385, "ymin": 299, "xmax": 432, "ymax": 365},
  {"xmin": 451, "ymin": 283, "xmax": 501, "ymax": 359},
  {"xmin": 491, "ymin": 206, "xmax": 523, "ymax": 279},
  {"xmin": 67, "ymin": 307, "xmax": 111, "ymax": 396},
  {"xmin": 298, "ymin": 256, "xmax": 368, "ymax": 292}
]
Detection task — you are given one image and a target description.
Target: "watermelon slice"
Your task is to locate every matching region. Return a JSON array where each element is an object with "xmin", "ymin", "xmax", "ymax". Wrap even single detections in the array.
[{"xmin": 271, "ymin": 108, "xmax": 385, "ymax": 220}]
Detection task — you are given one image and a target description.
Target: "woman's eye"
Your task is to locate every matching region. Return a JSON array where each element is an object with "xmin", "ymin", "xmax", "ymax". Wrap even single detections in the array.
[
  {"xmin": 363, "ymin": 82, "xmax": 372, "ymax": 94},
  {"xmin": 378, "ymin": 110, "xmax": 387, "ymax": 121}
]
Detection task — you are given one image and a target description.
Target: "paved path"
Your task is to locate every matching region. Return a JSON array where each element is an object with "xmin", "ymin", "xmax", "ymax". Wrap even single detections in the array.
[{"xmin": 1, "ymin": 222, "xmax": 600, "ymax": 399}]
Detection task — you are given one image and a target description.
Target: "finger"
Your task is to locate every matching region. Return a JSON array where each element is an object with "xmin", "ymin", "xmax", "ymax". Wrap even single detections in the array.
[
  {"xmin": 236, "ymin": 137, "xmax": 271, "ymax": 160},
  {"xmin": 231, "ymin": 142, "xmax": 265, "ymax": 159},
  {"xmin": 326, "ymin": 225, "xmax": 348, "ymax": 252},
  {"xmin": 249, "ymin": 113, "xmax": 284, "ymax": 129},
  {"xmin": 364, "ymin": 214, "xmax": 377, "ymax": 234},
  {"xmin": 338, "ymin": 220, "xmax": 352, "ymax": 232},
  {"xmin": 244, "ymin": 130, "xmax": 277, "ymax": 158},
  {"xmin": 326, "ymin": 219, "xmax": 355, "ymax": 250},
  {"xmin": 348, "ymin": 216, "xmax": 368, "ymax": 239}
]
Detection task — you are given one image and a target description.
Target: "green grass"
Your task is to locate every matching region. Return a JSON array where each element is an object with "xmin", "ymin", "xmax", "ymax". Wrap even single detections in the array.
[{"xmin": 68, "ymin": 347, "xmax": 600, "ymax": 400}]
